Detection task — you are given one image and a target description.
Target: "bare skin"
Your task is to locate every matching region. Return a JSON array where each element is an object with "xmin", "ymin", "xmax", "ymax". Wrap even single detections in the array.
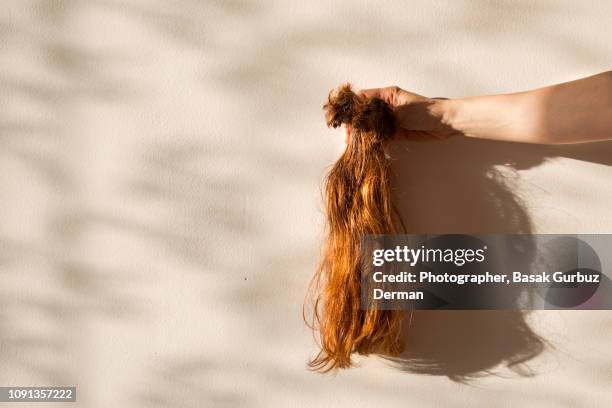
[{"xmin": 353, "ymin": 71, "xmax": 612, "ymax": 145}]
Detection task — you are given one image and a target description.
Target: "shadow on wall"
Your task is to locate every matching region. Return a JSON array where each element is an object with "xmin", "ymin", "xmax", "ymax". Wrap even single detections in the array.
[
  {"xmin": 2, "ymin": 0, "xmax": 610, "ymax": 402},
  {"xmin": 386, "ymin": 136, "xmax": 612, "ymax": 381},
  {"xmin": 0, "ymin": 0, "xmax": 139, "ymax": 388}
]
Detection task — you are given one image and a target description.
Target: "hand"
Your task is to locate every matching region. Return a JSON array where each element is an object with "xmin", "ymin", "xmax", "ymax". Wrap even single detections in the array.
[{"xmin": 350, "ymin": 86, "xmax": 460, "ymax": 142}]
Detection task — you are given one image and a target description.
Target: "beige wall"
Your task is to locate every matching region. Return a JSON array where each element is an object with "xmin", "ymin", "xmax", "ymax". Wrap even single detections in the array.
[{"xmin": 1, "ymin": 1, "xmax": 611, "ymax": 407}]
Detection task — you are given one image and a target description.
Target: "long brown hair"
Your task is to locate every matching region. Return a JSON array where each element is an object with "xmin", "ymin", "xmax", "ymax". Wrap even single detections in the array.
[{"xmin": 305, "ymin": 84, "xmax": 405, "ymax": 371}]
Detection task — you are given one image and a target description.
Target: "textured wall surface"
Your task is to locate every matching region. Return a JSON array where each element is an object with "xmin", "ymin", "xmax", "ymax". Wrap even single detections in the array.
[{"xmin": 1, "ymin": 1, "xmax": 611, "ymax": 407}]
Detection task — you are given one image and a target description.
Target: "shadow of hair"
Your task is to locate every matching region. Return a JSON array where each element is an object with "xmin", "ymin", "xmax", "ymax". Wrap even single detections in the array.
[{"xmin": 381, "ymin": 136, "xmax": 612, "ymax": 381}]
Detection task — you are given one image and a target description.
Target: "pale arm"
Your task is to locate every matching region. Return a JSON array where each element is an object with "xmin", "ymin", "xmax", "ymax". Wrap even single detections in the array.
[{"xmin": 438, "ymin": 71, "xmax": 612, "ymax": 144}]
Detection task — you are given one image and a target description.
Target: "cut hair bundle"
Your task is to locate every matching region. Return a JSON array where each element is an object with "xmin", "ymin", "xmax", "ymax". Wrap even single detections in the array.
[{"xmin": 305, "ymin": 84, "xmax": 405, "ymax": 371}]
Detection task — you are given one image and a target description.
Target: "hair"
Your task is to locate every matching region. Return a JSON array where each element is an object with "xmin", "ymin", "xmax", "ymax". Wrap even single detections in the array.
[{"xmin": 305, "ymin": 83, "xmax": 406, "ymax": 371}]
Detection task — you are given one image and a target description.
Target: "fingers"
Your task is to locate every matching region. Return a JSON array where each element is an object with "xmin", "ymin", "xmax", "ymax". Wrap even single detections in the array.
[
  {"xmin": 356, "ymin": 88, "xmax": 383, "ymax": 100},
  {"xmin": 357, "ymin": 86, "xmax": 413, "ymax": 107},
  {"xmin": 357, "ymin": 86, "xmax": 430, "ymax": 108},
  {"xmin": 356, "ymin": 87, "xmax": 400, "ymax": 106}
]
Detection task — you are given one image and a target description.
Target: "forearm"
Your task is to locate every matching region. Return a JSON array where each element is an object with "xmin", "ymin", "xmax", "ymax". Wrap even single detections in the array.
[{"xmin": 439, "ymin": 71, "xmax": 612, "ymax": 144}]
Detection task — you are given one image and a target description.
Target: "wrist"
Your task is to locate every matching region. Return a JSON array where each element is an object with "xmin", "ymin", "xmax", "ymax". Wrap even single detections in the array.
[{"xmin": 430, "ymin": 98, "xmax": 463, "ymax": 137}]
